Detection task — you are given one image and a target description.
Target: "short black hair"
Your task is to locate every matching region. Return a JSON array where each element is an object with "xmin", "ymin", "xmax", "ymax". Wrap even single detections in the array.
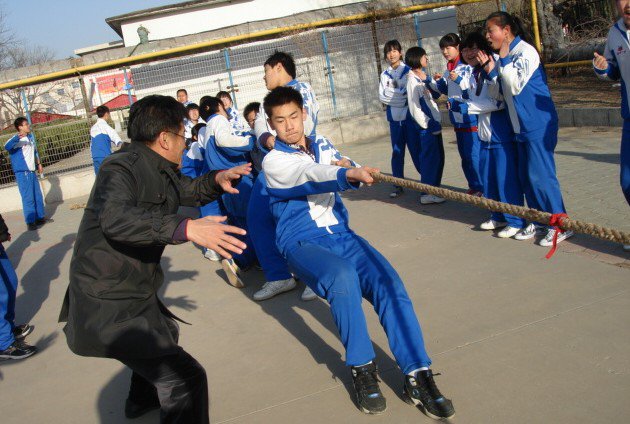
[
  {"xmin": 198, "ymin": 96, "xmax": 224, "ymax": 121},
  {"xmin": 264, "ymin": 51, "xmax": 296, "ymax": 79},
  {"xmin": 96, "ymin": 105, "xmax": 110, "ymax": 118},
  {"xmin": 383, "ymin": 40, "xmax": 402, "ymax": 57},
  {"xmin": 461, "ymin": 31, "xmax": 493, "ymax": 57},
  {"xmin": 176, "ymin": 88, "xmax": 188, "ymax": 96},
  {"xmin": 186, "ymin": 103, "xmax": 199, "ymax": 111},
  {"xmin": 263, "ymin": 86, "xmax": 303, "ymax": 118},
  {"xmin": 404, "ymin": 46, "xmax": 428, "ymax": 70},
  {"xmin": 439, "ymin": 33, "xmax": 460, "ymax": 49},
  {"xmin": 13, "ymin": 117, "xmax": 27, "ymax": 130},
  {"xmin": 127, "ymin": 95, "xmax": 186, "ymax": 144},
  {"xmin": 216, "ymin": 91, "xmax": 231, "ymax": 100},
  {"xmin": 243, "ymin": 102, "xmax": 260, "ymax": 118},
  {"xmin": 191, "ymin": 122, "xmax": 206, "ymax": 140}
]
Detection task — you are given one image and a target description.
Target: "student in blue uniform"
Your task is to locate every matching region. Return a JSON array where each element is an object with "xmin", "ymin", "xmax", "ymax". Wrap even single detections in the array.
[
  {"xmin": 262, "ymin": 86, "xmax": 455, "ymax": 419},
  {"xmin": 4, "ymin": 118, "xmax": 46, "ymax": 231},
  {"xmin": 249, "ymin": 51, "xmax": 320, "ymax": 302},
  {"xmin": 593, "ymin": 0, "xmax": 630, "ymax": 252},
  {"xmin": 199, "ymin": 96, "xmax": 257, "ymax": 286},
  {"xmin": 0, "ymin": 213, "xmax": 36, "ymax": 360},
  {"xmin": 379, "ymin": 40, "xmax": 423, "ymax": 199},
  {"xmin": 483, "ymin": 12, "xmax": 573, "ymax": 246},
  {"xmin": 90, "ymin": 106, "xmax": 123, "ymax": 174},
  {"xmin": 184, "ymin": 103, "xmax": 203, "ymax": 143},
  {"xmin": 176, "ymin": 88, "xmax": 192, "ymax": 106},
  {"xmin": 405, "ymin": 46, "xmax": 445, "ymax": 204},
  {"xmin": 217, "ymin": 91, "xmax": 249, "ymax": 135},
  {"xmin": 428, "ymin": 33, "xmax": 484, "ymax": 197},
  {"xmin": 453, "ymin": 32, "xmax": 525, "ymax": 238}
]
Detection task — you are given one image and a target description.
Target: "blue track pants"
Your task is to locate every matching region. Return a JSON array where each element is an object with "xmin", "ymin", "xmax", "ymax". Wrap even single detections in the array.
[
  {"xmin": 0, "ymin": 244, "xmax": 18, "ymax": 350},
  {"xmin": 455, "ymin": 130, "xmax": 483, "ymax": 192},
  {"xmin": 389, "ymin": 118, "xmax": 422, "ymax": 182},
  {"xmin": 246, "ymin": 175, "xmax": 292, "ymax": 282},
  {"xmin": 418, "ymin": 131, "xmax": 445, "ymax": 194},
  {"xmin": 286, "ymin": 232, "xmax": 431, "ymax": 373},
  {"xmin": 621, "ymin": 121, "xmax": 630, "ymax": 206},
  {"xmin": 15, "ymin": 171, "xmax": 45, "ymax": 225}
]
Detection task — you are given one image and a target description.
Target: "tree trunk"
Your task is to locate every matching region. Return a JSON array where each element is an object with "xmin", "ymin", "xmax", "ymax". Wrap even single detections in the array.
[{"xmin": 535, "ymin": 0, "xmax": 566, "ymax": 60}]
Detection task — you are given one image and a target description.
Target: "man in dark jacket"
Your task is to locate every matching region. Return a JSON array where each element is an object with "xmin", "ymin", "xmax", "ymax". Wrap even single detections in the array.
[{"xmin": 59, "ymin": 95, "xmax": 251, "ymax": 423}]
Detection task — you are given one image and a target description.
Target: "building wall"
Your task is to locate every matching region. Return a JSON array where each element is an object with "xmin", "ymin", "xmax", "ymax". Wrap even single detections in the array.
[{"xmin": 119, "ymin": 0, "xmax": 369, "ymax": 46}]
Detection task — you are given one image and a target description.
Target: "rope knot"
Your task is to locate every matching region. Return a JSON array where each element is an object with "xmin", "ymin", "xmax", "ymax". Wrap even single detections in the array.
[{"xmin": 546, "ymin": 213, "xmax": 569, "ymax": 259}]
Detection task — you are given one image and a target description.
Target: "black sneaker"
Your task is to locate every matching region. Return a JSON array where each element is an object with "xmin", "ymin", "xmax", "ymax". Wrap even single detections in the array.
[
  {"xmin": 0, "ymin": 341, "xmax": 37, "ymax": 360},
  {"xmin": 389, "ymin": 186, "xmax": 404, "ymax": 198},
  {"xmin": 36, "ymin": 218, "xmax": 51, "ymax": 227},
  {"xmin": 27, "ymin": 223, "xmax": 38, "ymax": 231},
  {"xmin": 403, "ymin": 369, "xmax": 455, "ymax": 419},
  {"xmin": 12, "ymin": 323, "xmax": 33, "ymax": 339},
  {"xmin": 351, "ymin": 362, "xmax": 387, "ymax": 414},
  {"xmin": 125, "ymin": 398, "xmax": 160, "ymax": 419}
]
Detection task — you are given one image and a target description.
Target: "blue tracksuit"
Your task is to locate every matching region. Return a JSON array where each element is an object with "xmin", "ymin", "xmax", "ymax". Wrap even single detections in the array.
[
  {"xmin": 488, "ymin": 36, "xmax": 566, "ymax": 218},
  {"xmin": 249, "ymin": 79, "xmax": 320, "ymax": 282},
  {"xmin": 429, "ymin": 59, "xmax": 483, "ymax": 192},
  {"xmin": 263, "ymin": 137, "xmax": 431, "ymax": 372},
  {"xmin": 0, "ymin": 243, "xmax": 18, "ymax": 350},
  {"xmin": 595, "ymin": 18, "xmax": 630, "ymax": 206},
  {"xmin": 379, "ymin": 63, "xmax": 423, "ymax": 181},
  {"xmin": 203, "ymin": 113, "xmax": 256, "ymax": 267},
  {"xmin": 452, "ymin": 65, "xmax": 525, "ymax": 229},
  {"xmin": 90, "ymin": 118, "xmax": 122, "ymax": 174},
  {"xmin": 4, "ymin": 133, "xmax": 45, "ymax": 225},
  {"xmin": 406, "ymin": 72, "xmax": 444, "ymax": 192}
]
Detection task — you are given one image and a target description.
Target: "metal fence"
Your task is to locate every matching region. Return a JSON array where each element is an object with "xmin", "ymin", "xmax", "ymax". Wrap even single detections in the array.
[{"xmin": 1, "ymin": 8, "xmax": 459, "ymax": 187}]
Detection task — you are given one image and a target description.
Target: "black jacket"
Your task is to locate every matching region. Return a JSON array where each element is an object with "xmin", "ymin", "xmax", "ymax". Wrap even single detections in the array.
[{"xmin": 59, "ymin": 141, "xmax": 225, "ymax": 359}]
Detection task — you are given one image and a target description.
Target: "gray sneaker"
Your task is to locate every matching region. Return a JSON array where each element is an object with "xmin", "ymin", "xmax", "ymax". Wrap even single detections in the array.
[
  {"xmin": 221, "ymin": 258, "xmax": 245, "ymax": 288},
  {"xmin": 301, "ymin": 286, "xmax": 317, "ymax": 301},
  {"xmin": 539, "ymin": 228, "xmax": 574, "ymax": 247},
  {"xmin": 203, "ymin": 248, "xmax": 222, "ymax": 262},
  {"xmin": 514, "ymin": 223, "xmax": 540, "ymax": 241},
  {"xmin": 253, "ymin": 278, "xmax": 297, "ymax": 301}
]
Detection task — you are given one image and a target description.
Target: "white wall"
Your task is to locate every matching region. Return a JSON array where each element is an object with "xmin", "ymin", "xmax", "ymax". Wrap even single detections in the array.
[{"xmin": 120, "ymin": 0, "xmax": 368, "ymax": 46}]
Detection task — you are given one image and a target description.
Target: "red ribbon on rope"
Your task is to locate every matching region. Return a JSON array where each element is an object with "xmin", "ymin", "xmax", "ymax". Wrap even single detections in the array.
[{"xmin": 545, "ymin": 213, "xmax": 569, "ymax": 259}]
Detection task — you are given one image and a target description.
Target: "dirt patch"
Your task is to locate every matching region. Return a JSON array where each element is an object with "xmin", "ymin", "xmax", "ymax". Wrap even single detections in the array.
[{"xmin": 548, "ymin": 67, "xmax": 621, "ymax": 108}]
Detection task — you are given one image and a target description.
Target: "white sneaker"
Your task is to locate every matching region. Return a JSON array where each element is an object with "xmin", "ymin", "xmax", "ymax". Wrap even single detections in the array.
[
  {"xmin": 480, "ymin": 219, "xmax": 507, "ymax": 230},
  {"xmin": 301, "ymin": 286, "xmax": 317, "ymax": 301},
  {"xmin": 514, "ymin": 223, "xmax": 538, "ymax": 240},
  {"xmin": 221, "ymin": 258, "xmax": 245, "ymax": 288},
  {"xmin": 203, "ymin": 248, "xmax": 222, "ymax": 262},
  {"xmin": 539, "ymin": 229, "xmax": 574, "ymax": 247},
  {"xmin": 420, "ymin": 194, "xmax": 445, "ymax": 204},
  {"xmin": 624, "ymin": 244, "xmax": 630, "ymax": 252},
  {"xmin": 253, "ymin": 278, "xmax": 297, "ymax": 301},
  {"xmin": 497, "ymin": 226, "xmax": 521, "ymax": 238}
]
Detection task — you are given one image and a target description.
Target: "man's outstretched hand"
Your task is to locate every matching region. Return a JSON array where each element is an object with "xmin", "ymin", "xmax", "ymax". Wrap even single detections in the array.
[
  {"xmin": 215, "ymin": 163, "xmax": 252, "ymax": 194},
  {"xmin": 186, "ymin": 216, "xmax": 247, "ymax": 259}
]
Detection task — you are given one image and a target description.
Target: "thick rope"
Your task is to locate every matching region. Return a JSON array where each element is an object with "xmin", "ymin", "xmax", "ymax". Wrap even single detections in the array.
[{"xmin": 371, "ymin": 173, "xmax": 630, "ymax": 245}]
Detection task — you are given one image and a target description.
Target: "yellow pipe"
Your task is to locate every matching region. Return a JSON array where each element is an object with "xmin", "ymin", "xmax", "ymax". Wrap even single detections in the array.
[
  {"xmin": 544, "ymin": 60, "xmax": 593, "ymax": 69},
  {"xmin": 0, "ymin": 0, "xmax": 491, "ymax": 90},
  {"xmin": 530, "ymin": 0, "xmax": 542, "ymax": 54}
]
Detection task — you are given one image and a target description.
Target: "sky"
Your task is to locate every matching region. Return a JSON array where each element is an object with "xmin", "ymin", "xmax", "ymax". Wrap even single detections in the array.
[{"xmin": 1, "ymin": 0, "xmax": 187, "ymax": 59}]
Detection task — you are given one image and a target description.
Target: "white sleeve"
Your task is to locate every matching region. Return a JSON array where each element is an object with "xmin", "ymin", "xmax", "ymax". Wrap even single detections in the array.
[
  {"xmin": 499, "ymin": 47, "xmax": 539, "ymax": 96},
  {"xmin": 214, "ymin": 116, "xmax": 252, "ymax": 148},
  {"xmin": 406, "ymin": 76, "xmax": 429, "ymax": 129},
  {"xmin": 106, "ymin": 124, "xmax": 122, "ymax": 145},
  {"xmin": 253, "ymin": 103, "xmax": 274, "ymax": 139}
]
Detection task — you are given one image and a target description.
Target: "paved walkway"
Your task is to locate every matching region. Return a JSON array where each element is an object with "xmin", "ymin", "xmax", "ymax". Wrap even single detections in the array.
[{"xmin": 1, "ymin": 128, "xmax": 628, "ymax": 423}]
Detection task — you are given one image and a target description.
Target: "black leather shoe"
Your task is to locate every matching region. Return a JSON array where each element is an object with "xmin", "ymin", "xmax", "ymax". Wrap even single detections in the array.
[{"xmin": 124, "ymin": 398, "xmax": 160, "ymax": 419}]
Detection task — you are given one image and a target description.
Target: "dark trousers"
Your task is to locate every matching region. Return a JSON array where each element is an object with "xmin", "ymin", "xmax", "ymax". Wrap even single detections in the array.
[{"xmin": 118, "ymin": 319, "xmax": 209, "ymax": 424}]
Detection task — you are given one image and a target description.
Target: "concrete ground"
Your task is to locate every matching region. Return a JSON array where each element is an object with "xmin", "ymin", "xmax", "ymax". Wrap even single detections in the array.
[{"xmin": 0, "ymin": 127, "xmax": 628, "ymax": 424}]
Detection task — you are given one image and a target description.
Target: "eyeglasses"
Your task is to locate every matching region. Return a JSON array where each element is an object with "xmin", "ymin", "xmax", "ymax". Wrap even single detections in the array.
[{"xmin": 166, "ymin": 131, "xmax": 186, "ymax": 140}]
